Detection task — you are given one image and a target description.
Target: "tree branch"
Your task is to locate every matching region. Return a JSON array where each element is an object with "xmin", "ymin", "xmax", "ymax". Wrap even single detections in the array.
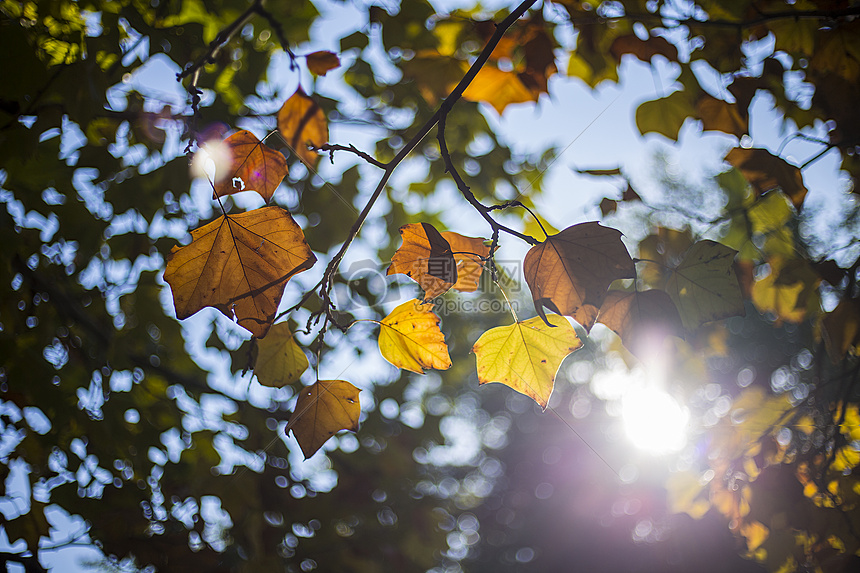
[{"xmin": 278, "ymin": 0, "xmax": 540, "ymax": 323}]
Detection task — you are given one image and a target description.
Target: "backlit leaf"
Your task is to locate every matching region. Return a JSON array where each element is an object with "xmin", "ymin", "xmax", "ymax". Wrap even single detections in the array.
[
  {"xmin": 387, "ymin": 223, "xmax": 457, "ymax": 300},
  {"xmin": 213, "ymin": 129, "xmax": 287, "ymax": 202},
  {"xmin": 725, "ymin": 147, "xmax": 807, "ymax": 210},
  {"xmin": 664, "ymin": 240, "xmax": 744, "ymax": 330},
  {"xmin": 277, "ymin": 88, "xmax": 327, "ymax": 167},
  {"xmin": 378, "ymin": 299, "xmax": 451, "ymax": 374},
  {"xmin": 751, "ymin": 257, "xmax": 820, "ymax": 325},
  {"xmin": 286, "ymin": 380, "xmax": 360, "ymax": 459},
  {"xmin": 441, "ymin": 231, "xmax": 491, "ymax": 292},
  {"xmin": 610, "ymin": 34, "xmax": 678, "ymax": 62},
  {"xmin": 597, "ymin": 289, "xmax": 684, "ymax": 357},
  {"xmin": 164, "ymin": 206, "xmax": 316, "ymax": 338},
  {"xmin": 306, "ymin": 50, "xmax": 340, "ymax": 76},
  {"xmin": 461, "ymin": 66, "xmax": 537, "ymax": 114},
  {"xmin": 524, "ymin": 222, "xmax": 635, "ymax": 331},
  {"xmin": 636, "ymin": 90, "xmax": 696, "ymax": 140},
  {"xmin": 255, "ymin": 322, "xmax": 309, "ymax": 387},
  {"xmin": 472, "ymin": 314, "xmax": 581, "ymax": 409},
  {"xmin": 697, "ymin": 94, "xmax": 748, "ymax": 138}
]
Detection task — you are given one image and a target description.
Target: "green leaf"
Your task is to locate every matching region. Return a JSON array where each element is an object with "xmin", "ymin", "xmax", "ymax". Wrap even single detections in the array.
[
  {"xmin": 664, "ymin": 240, "xmax": 744, "ymax": 329},
  {"xmin": 255, "ymin": 322, "xmax": 309, "ymax": 387}
]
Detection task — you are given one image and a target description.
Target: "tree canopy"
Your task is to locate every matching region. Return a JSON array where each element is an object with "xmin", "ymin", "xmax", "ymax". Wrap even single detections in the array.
[{"xmin": 1, "ymin": 0, "xmax": 860, "ymax": 572}]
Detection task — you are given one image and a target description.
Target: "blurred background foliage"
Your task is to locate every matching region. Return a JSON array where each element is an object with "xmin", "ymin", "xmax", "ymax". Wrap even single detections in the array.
[{"xmin": 1, "ymin": 0, "xmax": 860, "ymax": 572}]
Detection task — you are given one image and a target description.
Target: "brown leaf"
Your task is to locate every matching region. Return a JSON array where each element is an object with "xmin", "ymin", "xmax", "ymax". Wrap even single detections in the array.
[
  {"xmin": 622, "ymin": 184, "xmax": 642, "ymax": 203},
  {"xmin": 213, "ymin": 130, "xmax": 287, "ymax": 202},
  {"xmin": 387, "ymin": 223, "xmax": 457, "ymax": 300},
  {"xmin": 600, "ymin": 197, "xmax": 617, "ymax": 217},
  {"xmin": 277, "ymin": 88, "xmax": 327, "ymax": 167},
  {"xmin": 610, "ymin": 34, "xmax": 678, "ymax": 62},
  {"xmin": 305, "ymin": 50, "xmax": 341, "ymax": 76},
  {"xmin": 164, "ymin": 206, "xmax": 316, "ymax": 338},
  {"xmin": 524, "ymin": 222, "xmax": 635, "ymax": 331},
  {"xmin": 440, "ymin": 231, "xmax": 491, "ymax": 292},
  {"xmin": 598, "ymin": 289, "xmax": 684, "ymax": 357},
  {"xmin": 725, "ymin": 147, "xmax": 807, "ymax": 210},
  {"xmin": 697, "ymin": 94, "xmax": 748, "ymax": 138},
  {"xmin": 286, "ymin": 380, "xmax": 360, "ymax": 459}
]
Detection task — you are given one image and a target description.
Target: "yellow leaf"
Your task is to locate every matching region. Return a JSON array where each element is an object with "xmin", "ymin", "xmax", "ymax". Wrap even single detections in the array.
[
  {"xmin": 461, "ymin": 66, "xmax": 536, "ymax": 114},
  {"xmin": 286, "ymin": 380, "xmax": 360, "ymax": 459},
  {"xmin": 163, "ymin": 207, "xmax": 316, "ymax": 338},
  {"xmin": 666, "ymin": 471, "xmax": 710, "ymax": 518},
  {"xmin": 254, "ymin": 322, "xmax": 309, "ymax": 387},
  {"xmin": 277, "ymin": 88, "xmax": 327, "ymax": 167},
  {"xmin": 213, "ymin": 129, "xmax": 287, "ymax": 202},
  {"xmin": 751, "ymin": 257, "xmax": 820, "ymax": 325},
  {"xmin": 440, "ymin": 231, "xmax": 491, "ymax": 293},
  {"xmin": 472, "ymin": 314, "xmax": 582, "ymax": 409},
  {"xmin": 524, "ymin": 222, "xmax": 635, "ymax": 331},
  {"xmin": 378, "ymin": 299, "xmax": 452, "ymax": 374},
  {"xmin": 741, "ymin": 521, "xmax": 770, "ymax": 552},
  {"xmin": 387, "ymin": 222, "xmax": 457, "ymax": 300}
]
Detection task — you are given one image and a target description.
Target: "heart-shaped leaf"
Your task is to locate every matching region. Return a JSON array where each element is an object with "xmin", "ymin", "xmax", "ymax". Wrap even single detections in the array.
[{"xmin": 255, "ymin": 322, "xmax": 309, "ymax": 387}]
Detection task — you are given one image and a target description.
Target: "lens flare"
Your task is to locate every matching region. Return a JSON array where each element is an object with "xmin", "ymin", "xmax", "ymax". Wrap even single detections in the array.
[{"xmin": 621, "ymin": 388, "xmax": 688, "ymax": 454}]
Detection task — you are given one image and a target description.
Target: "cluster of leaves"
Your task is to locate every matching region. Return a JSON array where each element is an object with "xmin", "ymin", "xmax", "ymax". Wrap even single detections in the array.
[{"xmin": 3, "ymin": 0, "xmax": 860, "ymax": 572}]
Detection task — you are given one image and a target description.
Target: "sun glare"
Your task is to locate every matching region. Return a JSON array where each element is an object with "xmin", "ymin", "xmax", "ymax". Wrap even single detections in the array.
[{"xmin": 621, "ymin": 388, "xmax": 689, "ymax": 454}]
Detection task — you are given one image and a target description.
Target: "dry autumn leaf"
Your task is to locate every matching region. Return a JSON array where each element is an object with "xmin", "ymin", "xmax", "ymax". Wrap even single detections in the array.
[
  {"xmin": 163, "ymin": 206, "xmax": 316, "ymax": 338},
  {"xmin": 213, "ymin": 129, "xmax": 287, "ymax": 202},
  {"xmin": 524, "ymin": 222, "xmax": 635, "ymax": 331},
  {"xmin": 610, "ymin": 34, "xmax": 678, "ymax": 62},
  {"xmin": 387, "ymin": 223, "xmax": 457, "ymax": 300},
  {"xmin": 286, "ymin": 380, "xmax": 360, "ymax": 459},
  {"xmin": 378, "ymin": 299, "xmax": 452, "ymax": 374},
  {"xmin": 597, "ymin": 289, "xmax": 684, "ymax": 357},
  {"xmin": 277, "ymin": 88, "xmax": 327, "ymax": 167},
  {"xmin": 305, "ymin": 50, "xmax": 340, "ymax": 76},
  {"xmin": 254, "ymin": 322, "xmax": 309, "ymax": 387},
  {"xmin": 461, "ymin": 66, "xmax": 537, "ymax": 114},
  {"xmin": 472, "ymin": 314, "xmax": 581, "ymax": 409},
  {"xmin": 664, "ymin": 240, "xmax": 744, "ymax": 330},
  {"xmin": 725, "ymin": 147, "xmax": 807, "ymax": 210},
  {"xmin": 440, "ymin": 231, "xmax": 491, "ymax": 292}
]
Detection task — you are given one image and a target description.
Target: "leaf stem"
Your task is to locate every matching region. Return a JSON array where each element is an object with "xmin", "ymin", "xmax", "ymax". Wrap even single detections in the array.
[{"xmin": 495, "ymin": 280, "xmax": 519, "ymax": 323}]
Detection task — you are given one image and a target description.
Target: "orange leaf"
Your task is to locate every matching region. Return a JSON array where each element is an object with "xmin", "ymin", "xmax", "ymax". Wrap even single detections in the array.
[
  {"xmin": 725, "ymin": 147, "xmax": 807, "ymax": 210},
  {"xmin": 524, "ymin": 222, "xmax": 635, "ymax": 331},
  {"xmin": 163, "ymin": 206, "xmax": 316, "ymax": 338},
  {"xmin": 286, "ymin": 380, "xmax": 360, "ymax": 459},
  {"xmin": 440, "ymin": 231, "xmax": 491, "ymax": 292},
  {"xmin": 597, "ymin": 289, "xmax": 684, "ymax": 357},
  {"xmin": 213, "ymin": 130, "xmax": 287, "ymax": 202},
  {"xmin": 305, "ymin": 50, "xmax": 340, "ymax": 76},
  {"xmin": 697, "ymin": 95, "xmax": 748, "ymax": 138},
  {"xmin": 378, "ymin": 299, "xmax": 452, "ymax": 374},
  {"xmin": 277, "ymin": 88, "xmax": 327, "ymax": 167},
  {"xmin": 387, "ymin": 223, "xmax": 457, "ymax": 300},
  {"xmin": 461, "ymin": 66, "xmax": 537, "ymax": 114}
]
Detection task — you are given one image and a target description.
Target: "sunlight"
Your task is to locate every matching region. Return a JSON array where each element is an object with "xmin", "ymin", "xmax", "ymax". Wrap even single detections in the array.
[{"xmin": 621, "ymin": 388, "xmax": 689, "ymax": 454}]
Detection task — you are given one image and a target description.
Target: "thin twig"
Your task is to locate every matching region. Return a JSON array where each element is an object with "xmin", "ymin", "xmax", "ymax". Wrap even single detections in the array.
[
  {"xmin": 277, "ymin": 0, "xmax": 541, "ymax": 325},
  {"xmin": 315, "ymin": 143, "xmax": 387, "ymax": 169}
]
